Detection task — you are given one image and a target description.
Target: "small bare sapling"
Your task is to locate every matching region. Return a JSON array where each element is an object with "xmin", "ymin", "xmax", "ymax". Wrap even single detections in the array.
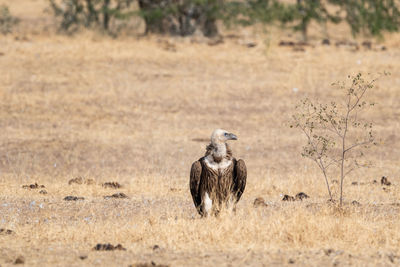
[{"xmin": 291, "ymin": 73, "xmax": 385, "ymax": 205}]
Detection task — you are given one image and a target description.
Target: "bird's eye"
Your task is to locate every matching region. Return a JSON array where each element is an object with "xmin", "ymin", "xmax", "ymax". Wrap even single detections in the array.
[{"xmin": 224, "ymin": 133, "xmax": 228, "ymax": 137}]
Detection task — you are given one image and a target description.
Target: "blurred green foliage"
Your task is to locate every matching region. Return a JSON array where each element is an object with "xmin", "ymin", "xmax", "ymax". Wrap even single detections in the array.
[
  {"xmin": 48, "ymin": 0, "xmax": 400, "ymax": 38},
  {"xmin": 0, "ymin": 5, "xmax": 19, "ymax": 35},
  {"xmin": 49, "ymin": 0, "xmax": 136, "ymax": 32}
]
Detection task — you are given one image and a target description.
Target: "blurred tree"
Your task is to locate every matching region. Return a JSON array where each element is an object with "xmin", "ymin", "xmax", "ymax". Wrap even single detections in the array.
[
  {"xmin": 340, "ymin": 0, "xmax": 400, "ymax": 37},
  {"xmin": 0, "ymin": 4, "xmax": 19, "ymax": 35},
  {"xmin": 137, "ymin": 0, "xmax": 220, "ymax": 36},
  {"xmin": 49, "ymin": 0, "xmax": 136, "ymax": 32},
  {"xmin": 48, "ymin": 0, "xmax": 400, "ymax": 38}
]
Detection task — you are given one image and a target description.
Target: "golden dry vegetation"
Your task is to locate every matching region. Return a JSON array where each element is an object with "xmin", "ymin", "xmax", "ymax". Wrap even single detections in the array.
[{"xmin": 1, "ymin": 0, "xmax": 400, "ymax": 266}]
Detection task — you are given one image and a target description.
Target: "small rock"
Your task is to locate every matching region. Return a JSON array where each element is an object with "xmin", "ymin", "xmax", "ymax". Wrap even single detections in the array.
[
  {"xmin": 372, "ymin": 180, "xmax": 378, "ymax": 184},
  {"xmin": 130, "ymin": 262, "xmax": 169, "ymax": 267},
  {"xmin": 153, "ymin": 245, "xmax": 160, "ymax": 251},
  {"xmin": 295, "ymin": 192, "xmax": 309, "ymax": 200},
  {"xmin": 64, "ymin": 196, "xmax": 85, "ymax": 201},
  {"xmin": 39, "ymin": 190, "xmax": 47, "ymax": 195},
  {"xmin": 0, "ymin": 228, "xmax": 14, "ymax": 235},
  {"xmin": 361, "ymin": 40, "xmax": 372, "ymax": 49},
  {"xmin": 79, "ymin": 255, "xmax": 88, "ymax": 260},
  {"xmin": 104, "ymin": 193, "xmax": 128, "ymax": 199},
  {"xmin": 14, "ymin": 256, "xmax": 25, "ymax": 264},
  {"xmin": 245, "ymin": 42, "xmax": 257, "ymax": 48},
  {"xmin": 22, "ymin": 183, "xmax": 45, "ymax": 189},
  {"xmin": 93, "ymin": 243, "xmax": 126, "ymax": 251},
  {"xmin": 279, "ymin": 40, "xmax": 295, "ymax": 46},
  {"xmin": 170, "ymin": 188, "xmax": 180, "ymax": 192},
  {"xmin": 69, "ymin": 177, "xmax": 95, "ymax": 185},
  {"xmin": 322, "ymin": 39, "xmax": 330, "ymax": 45},
  {"xmin": 324, "ymin": 248, "xmax": 334, "ymax": 256},
  {"xmin": 351, "ymin": 181, "xmax": 358, "ymax": 185},
  {"xmin": 102, "ymin": 182, "xmax": 122, "ymax": 189},
  {"xmin": 288, "ymin": 258, "xmax": 295, "ymax": 264},
  {"xmin": 282, "ymin": 195, "xmax": 295, "ymax": 201},
  {"xmin": 253, "ymin": 197, "xmax": 268, "ymax": 207},
  {"xmin": 68, "ymin": 177, "xmax": 83, "ymax": 185},
  {"xmin": 381, "ymin": 176, "xmax": 391, "ymax": 186},
  {"xmin": 351, "ymin": 200, "xmax": 361, "ymax": 206}
]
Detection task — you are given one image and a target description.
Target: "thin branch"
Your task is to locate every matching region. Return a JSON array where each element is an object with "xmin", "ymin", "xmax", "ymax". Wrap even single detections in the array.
[{"xmin": 344, "ymin": 140, "xmax": 373, "ymax": 153}]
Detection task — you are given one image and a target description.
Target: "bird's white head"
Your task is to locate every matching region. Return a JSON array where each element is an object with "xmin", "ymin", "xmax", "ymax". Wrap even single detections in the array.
[{"xmin": 211, "ymin": 129, "xmax": 238, "ymax": 145}]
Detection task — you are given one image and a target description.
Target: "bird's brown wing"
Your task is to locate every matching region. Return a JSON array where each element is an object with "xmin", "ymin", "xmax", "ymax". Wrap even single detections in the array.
[
  {"xmin": 190, "ymin": 160, "xmax": 202, "ymax": 212},
  {"xmin": 233, "ymin": 159, "xmax": 247, "ymax": 202}
]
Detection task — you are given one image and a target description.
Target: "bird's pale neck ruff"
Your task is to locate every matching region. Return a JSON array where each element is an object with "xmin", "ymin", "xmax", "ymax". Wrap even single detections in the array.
[
  {"xmin": 212, "ymin": 142, "xmax": 227, "ymax": 160},
  {"xmin": 205, "ymin": 141, "xmax": 232, "ymax": 171}
]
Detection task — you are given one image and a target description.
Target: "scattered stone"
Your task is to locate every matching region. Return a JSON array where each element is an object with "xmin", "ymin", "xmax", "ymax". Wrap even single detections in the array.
[
  {"xmin": 351, "ymin": 200, "xmax": 361, "ymax": 206},
  {"xmin": 153, "ymin": 245, "xmax": 160, "ymax": 251},
  {"xmin": 253, "ymin": 197, "xmax": 268, "ymax": 207},
  {"xmin": 79, "ymin": 255, "xmax": 88, "ymax": 260},
  {"xmin": 22, "ymin": 183, "xmax": 45, "ymax": 189},
  {"xmin": 282, "ymin": 195, "xmax": 295, "ymax": 201},
  {"xmin": 130, "ymin": 261, "xmax": 169, "ymax": 267},
  {"xmin": 351, "ymin": 181, "xmax": 358, "ymax": 185},
  {"xmin": 64, "ymin": 196, "xmax": 85, "ymax": 201},
  {"xmin": 324, "ymin": 248, "xmax": 334, "ymax": 256},
  {"xmin": 104, "ymin": 193, "xmax": 128, "ymax": 199},
  {"xmin": 39, "ymin": 190, "xmax": 47, "ymax": 195},
  {"xmin": 372, "ymin": 180, "xmax": 378, "ymax": 184},
  {"xmin": 0, "ymin": 228, "xmax": 13, "ymax": 235},
  {"xmin": 102, "ymin": 182, "xmax": 122, "ymax": 189},
  {"xmin": 378, "ymin": 45, "xmax": 387, "ymax": 51},
  {"xmin": 288, "ymin": 258, "xmax": 295, "ymax": 264},
  {"xmin": 68, "ymin": 177, "xmax": 95, "ymax": 185},
  {"xmin": 335, "ymin": 40, "xmax": 358, "ymax": 47},
  {"xmin": 68, "ymin": 177, "xmax": 84, "ymax": 184},
  {"xmin": 93, "ymin": 243, "xmax": 126, "ymax": 251},
  {"xmin": 295, "ymin": 192, "xmax": 309, "ymax": 200},
  {"xmin": 383, "ymin": 187, "xmax": 390, "ymax": 192},
  {"xmin": 279, "ymin": 40, "xmax": 295, "ymax": 46},
  {"xmin": 14, "ymin": 256, "xmax": 25, "ymax": 264},
  {"xmin": 381, "ymin": 176, "xmax": 391, "ymax": 186},
  {"xmin": 170, "ymin": 188, "xmax": 180, "ymax": 192},
  {"xmin": 361, "ymin": 40, "xmax": 372, "ymax": 49},
  {"xmin": 245, "ymin": 42, "xmax": 257, "ymax": 48},
  {"xmin": 322, "ymin": 39, "xmax": 330, "ymax": 45}
]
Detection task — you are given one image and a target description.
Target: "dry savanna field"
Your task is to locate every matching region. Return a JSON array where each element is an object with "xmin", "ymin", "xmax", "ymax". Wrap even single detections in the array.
[{"xmin": 1, "ymin": 0, "xmax": 400, "ymax": 266}]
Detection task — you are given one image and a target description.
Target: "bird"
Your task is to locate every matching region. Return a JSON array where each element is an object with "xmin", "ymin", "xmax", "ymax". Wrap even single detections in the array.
[{"xmin": 190, "ymin": 129, "xmax": 247, "ymax": 217}]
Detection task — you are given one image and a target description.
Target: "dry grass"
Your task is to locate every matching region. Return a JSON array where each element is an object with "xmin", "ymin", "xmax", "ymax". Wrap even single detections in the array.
[{"xmin": 1, "ymin": 1, "xmax": 400, "ymax": 266}]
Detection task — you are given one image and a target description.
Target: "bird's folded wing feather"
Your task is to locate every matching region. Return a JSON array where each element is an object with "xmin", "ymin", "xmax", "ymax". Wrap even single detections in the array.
[
  {"xmin": 234, "ymin": 159, "xmax": 247, "ymax": 201},
  {"xmin": 190, "ymin": 160, "xmax": 202, "ymax": 208}
]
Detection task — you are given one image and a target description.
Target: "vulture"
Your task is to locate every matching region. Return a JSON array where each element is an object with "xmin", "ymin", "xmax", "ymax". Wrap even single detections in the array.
[{"xmin": 190, "ymin": 129, "xmax": 247, "ymax": 217}]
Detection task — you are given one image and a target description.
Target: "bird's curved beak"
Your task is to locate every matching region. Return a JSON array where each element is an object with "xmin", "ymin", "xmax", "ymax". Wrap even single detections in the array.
[{"xmin": 228, "ymin": 133, "xmax": 238, "ymax": 140}]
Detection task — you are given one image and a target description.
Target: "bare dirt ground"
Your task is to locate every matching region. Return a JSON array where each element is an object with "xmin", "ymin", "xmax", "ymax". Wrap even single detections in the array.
[{"xmin": 0, "ymin": 0, "xmax": 400, "ymax": 266}]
